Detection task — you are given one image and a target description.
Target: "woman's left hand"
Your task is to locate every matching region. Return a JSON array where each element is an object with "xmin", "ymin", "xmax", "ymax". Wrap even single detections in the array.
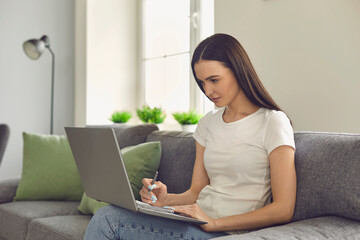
[{"xmin": 173, "ymin": 204, "xmax": 216, "ymax": 232}]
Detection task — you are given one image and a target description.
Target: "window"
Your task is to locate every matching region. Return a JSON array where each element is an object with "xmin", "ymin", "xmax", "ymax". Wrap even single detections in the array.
[
  {"xmin": 142, "ymin": 0, "xmax": 190, "ymax": 113},
  {"xmin": 141, "ymin": 0, "xmax": 214, "ymax": 118}
]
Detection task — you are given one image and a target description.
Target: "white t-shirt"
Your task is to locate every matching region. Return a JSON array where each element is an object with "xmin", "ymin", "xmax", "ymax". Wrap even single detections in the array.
[{"xmin": 193, "ymin": 107, "xmax": 295, "ymax": 219}]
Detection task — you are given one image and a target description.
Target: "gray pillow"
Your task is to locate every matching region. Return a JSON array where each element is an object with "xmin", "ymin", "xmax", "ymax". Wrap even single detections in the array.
[
  {"xmin": 87, "ymin": 124, "xmax": 158, "ymax": 148},
  {"xmin": 292, "ymin": 132, "xmax": 360, "ymax": 221},
  {"xmin": 146, "ymin": 131, "xmax": 196, "ymax": 194}
]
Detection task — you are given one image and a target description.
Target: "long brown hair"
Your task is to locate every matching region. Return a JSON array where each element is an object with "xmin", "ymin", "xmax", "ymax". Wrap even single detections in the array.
[{"xmin": 191, "ymin": 33, "xmax": 282, "ymax": 112}]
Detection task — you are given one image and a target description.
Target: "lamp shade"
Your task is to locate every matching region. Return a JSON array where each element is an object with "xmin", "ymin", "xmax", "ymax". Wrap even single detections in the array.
[{"xmin": 23, "ymin": 35, "xmax": 50, "ymax": 60}]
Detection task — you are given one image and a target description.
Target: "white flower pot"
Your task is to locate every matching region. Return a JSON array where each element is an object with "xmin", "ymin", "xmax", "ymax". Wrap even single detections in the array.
[
  {"xmin": 156, "ymin": 123, "xmax": 164, "ymax": 130},
  {"xmin": 181, "ymin": 124, "xmax": 197, "ymax": 132}
]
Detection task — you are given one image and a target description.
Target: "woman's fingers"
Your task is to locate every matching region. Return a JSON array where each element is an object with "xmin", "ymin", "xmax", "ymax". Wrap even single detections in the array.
[
  {"xmin": 139, "ymin": 188, "xmax": 150, "ymax": 199},
  {"xmin": 141, "ymin": 178, "xmax": 152, "ymax": 186},
  {"xmin": 140, "ymin": 178, "xmax": 168, "ymax": 206},
  {"xmin": 173, "ymin": 204, "xmax": 203, "ymax": 219},
  {"xmin": 140, "ymin": 179, "xmax": 161, "ymax": 204},
  {"xmin": 141, "ymin": 178, "xmax": 162, "ymax": 192},
  {"xmin": 173, "ymin": 205, "xmax": 193, "ymax": 215}
]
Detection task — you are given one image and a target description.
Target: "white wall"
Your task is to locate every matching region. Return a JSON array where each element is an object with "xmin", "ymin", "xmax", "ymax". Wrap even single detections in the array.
[
  {"xmin": 0, "ymin": 0, "xmax": 75, "ymax": 179},
  {"xmin": 75, "ymin": 0, "xmax": 87, "ymax": 127},
  {"xmin": 215, "ymin": 0, "xmax": 360, "ymax": 133},
  {"xmin": 82, "ymin": 0, "xmax": 138, "ymax": 125}
]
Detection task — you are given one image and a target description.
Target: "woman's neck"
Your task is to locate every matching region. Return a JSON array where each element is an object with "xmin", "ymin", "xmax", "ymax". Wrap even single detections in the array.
[{"xmin": 223, "ymin": 94, "xmax": 260, "ymax": 123}]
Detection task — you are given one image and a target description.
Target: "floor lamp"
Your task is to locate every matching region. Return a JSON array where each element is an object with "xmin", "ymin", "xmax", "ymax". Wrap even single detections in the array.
[{"xmin": 23, "ymin": 35, "xmax": 55, "ymax": 135}]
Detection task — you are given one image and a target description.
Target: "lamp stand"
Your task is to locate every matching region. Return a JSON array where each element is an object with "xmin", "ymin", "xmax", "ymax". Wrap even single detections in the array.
[{"xmin": 48, "ymin": 47, "xmax": 55, "ymax": 135}]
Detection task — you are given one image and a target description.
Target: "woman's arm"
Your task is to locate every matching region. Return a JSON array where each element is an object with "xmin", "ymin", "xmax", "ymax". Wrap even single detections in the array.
[
  {"xmin": 175, "ymin": 145, "xmax": 296, "ymax": 232},
  {"xmin": 140, "ymin": 141, "xmax": 210, "ymax": 206}
]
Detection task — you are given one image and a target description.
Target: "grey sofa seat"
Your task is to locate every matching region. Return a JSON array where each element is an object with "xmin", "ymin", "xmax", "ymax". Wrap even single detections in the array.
[
  {"xmin": 0, "ymin": 201, "xmax": 80, "ymax": 240},
  {"xmin": 26, "ymin": 215, "xmax": 92, "ymax": 240},
  {"xmin": 214, "ymin": 216, "xmax": 360, "ymax": 240}
]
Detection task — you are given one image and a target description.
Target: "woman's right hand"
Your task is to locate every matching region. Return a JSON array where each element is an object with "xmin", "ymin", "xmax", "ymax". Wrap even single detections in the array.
[{"xmin": 139, "ymin": 178, "xmax": 168, "ymax": 207}]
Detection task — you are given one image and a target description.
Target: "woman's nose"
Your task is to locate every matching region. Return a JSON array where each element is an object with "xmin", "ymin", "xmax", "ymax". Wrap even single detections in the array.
[{"xmin": 203, "ymin": 84, "xmax": 213, "ymax": 96}]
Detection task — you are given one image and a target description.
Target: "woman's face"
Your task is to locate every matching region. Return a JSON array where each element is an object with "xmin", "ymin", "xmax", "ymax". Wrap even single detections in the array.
[{"xmin": 194, "ymin": 60, "xmax": 241, "ymax": 108}]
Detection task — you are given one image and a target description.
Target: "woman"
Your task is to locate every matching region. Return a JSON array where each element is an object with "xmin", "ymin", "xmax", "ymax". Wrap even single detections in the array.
[{"xmin": 85, "ymin": 33, "xmax": 296, "ymax": 239}]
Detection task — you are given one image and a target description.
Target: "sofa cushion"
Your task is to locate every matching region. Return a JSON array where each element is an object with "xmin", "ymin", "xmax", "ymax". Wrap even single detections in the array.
[
  {"xmin": 14, "ymin": 132, "xmax": 83, "ymax": 201},
  {"xmin": 26, "ymin": 215, "xmax": 91, "ymax": 240},
  {"xmin": 121, "ymin": 141, "xmax": 161, "ymax": 200},
  {"xmin": 213, "ymin": 216, "xmax": 360, "ymax": 240},
  {"xmin": 13, "ymin": 124, "xmax": 158, "ymax": 203},
  {"xmin": 146, "ymin": 131, "xmax": 196, "ymax": 194},
  {"xmin": 78, "ymin": 192, "xmax": 109, "ymax": 215},
  {"xmin": 292, "ymin": 132, "xmax": 360, "ymax": 222},
  {"xmin": 0, "ymin": 201, "xmax": 80, "ymax": 240}
]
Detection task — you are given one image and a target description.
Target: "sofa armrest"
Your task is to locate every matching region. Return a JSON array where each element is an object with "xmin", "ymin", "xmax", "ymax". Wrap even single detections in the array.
[{"xmin": 0, "ymin": 178, "xmax": 20, "ymax": 203}]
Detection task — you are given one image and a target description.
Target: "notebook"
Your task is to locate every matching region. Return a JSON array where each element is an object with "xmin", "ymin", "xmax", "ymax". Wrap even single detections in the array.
[{"xmin": 65, "ymin": 127, "xmax": 206, "ymax": 225}]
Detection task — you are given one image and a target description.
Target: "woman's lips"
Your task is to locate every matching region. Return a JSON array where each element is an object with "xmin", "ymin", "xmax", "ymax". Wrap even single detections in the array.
[{"xmin": 211, "ymin": 97, "xmax": 220, "ymax": 103}]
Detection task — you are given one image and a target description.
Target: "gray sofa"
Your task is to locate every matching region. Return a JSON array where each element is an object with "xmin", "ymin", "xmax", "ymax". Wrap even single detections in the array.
[{"xmin": 0, "ymin": 124, "xmax": 359, "ymax": 240}]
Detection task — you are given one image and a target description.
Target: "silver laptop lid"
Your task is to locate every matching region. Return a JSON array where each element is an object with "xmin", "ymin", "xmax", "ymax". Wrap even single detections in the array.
[{"xmin": 65, "ymin": 127, "xmax": 138, "ymax": 212}]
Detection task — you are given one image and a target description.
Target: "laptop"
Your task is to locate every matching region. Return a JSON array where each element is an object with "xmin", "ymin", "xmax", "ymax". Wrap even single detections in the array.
[{"xmin": 65, "ymin": 127, "xmax": 206, "ymax": 225}]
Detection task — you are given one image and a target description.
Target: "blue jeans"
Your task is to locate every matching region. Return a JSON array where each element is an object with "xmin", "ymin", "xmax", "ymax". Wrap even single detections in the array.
[{"xmin": 84, "ymin": 205, "xmax": 229, "ymax": 240}]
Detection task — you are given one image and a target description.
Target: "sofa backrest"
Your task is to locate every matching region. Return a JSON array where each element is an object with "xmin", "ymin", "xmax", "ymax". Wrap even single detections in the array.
[
  {"xmin": 87, "ymin": 124, "xmax": 158, "ymax": 149},
  {"xmin": 292, "ymin": 131, "xmax": 360, "ymax": 222},
  {"xmin": 146, "ymin": 131, "xmax": 195, "ymax": 194},
  {"xmin": 146, "ymin": 130, "xmax": 360, "ymax": 223}
]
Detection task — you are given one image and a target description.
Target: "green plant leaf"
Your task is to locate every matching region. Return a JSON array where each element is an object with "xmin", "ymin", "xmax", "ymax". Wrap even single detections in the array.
[
  {"xmin": 172, "ymin": 111, "xmax": 203, "ymax": 125},
  {"xmin": 137, "ymin": 105, "xmax": 166, "ymax": 124},
  {"xmin": 109, "ymin": 111, "xmax": 132, "ymax": 123}
]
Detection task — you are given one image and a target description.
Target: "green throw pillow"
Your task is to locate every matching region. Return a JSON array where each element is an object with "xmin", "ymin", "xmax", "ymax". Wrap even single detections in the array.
[
  {"xmin": 78, "ymin": 192, "xmax": 109, "ymax": 215},
  {"xmin": 14, "ymin": 132, "xmax": 84, "ymax": 201},
  {"xmin": 78, "ymin": 141, "xmax": 161, "ymax": 214}
]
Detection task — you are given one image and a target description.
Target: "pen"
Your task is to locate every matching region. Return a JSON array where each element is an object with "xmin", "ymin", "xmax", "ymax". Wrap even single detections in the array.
[{"xmin": 148, "ymin": 171, "xmax": 158, "ymax": 194}]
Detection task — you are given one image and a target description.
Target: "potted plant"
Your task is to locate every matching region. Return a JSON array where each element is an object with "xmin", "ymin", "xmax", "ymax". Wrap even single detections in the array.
[
  {"xmin": 136, "ymin": 105, "xmax": 166, "ymax": 126},
  {"xmin": 109, "ymin": 111, "xmax": 132, "ymax": 124},
  {"xmin": 172, "ymin": 110, "xmax": 203, "ymax": 132}
]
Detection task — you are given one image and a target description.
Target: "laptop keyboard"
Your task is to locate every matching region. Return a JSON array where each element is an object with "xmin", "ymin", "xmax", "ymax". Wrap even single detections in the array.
[{"xmin": 136, "ymin": 200, "xmax": 174, "ymax": 214}]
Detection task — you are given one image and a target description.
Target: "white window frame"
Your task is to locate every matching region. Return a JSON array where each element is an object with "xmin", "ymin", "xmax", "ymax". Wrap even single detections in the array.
[{"xmin": 138, "ymin": 0, "xmax": 214, "ymax": 116}]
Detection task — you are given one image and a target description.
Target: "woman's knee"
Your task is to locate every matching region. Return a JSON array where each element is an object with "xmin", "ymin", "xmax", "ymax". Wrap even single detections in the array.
[
  {"xmin": 91, "ymin": 205, "xmax": 127, "ymax": 227},
  {"xmin": 94, "ymin": 205, "xmax": 118, "ymax": 217},
  {"xmin": 85, "ymin": 205, "xmax": 125, "ymax": 239}
]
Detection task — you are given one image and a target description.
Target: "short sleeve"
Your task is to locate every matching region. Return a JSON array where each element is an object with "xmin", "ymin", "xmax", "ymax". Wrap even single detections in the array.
[
  {"xmin": 264, "ymin": 111, "xmax": 295, "ymax": 155},
  {"xmin": 193, "ymin": 114, "xmax": 208, "ymax": 147}
]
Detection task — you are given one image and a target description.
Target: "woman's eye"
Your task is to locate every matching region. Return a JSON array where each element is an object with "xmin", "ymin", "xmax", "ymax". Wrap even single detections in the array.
[{"xmin": 210, "ymin": 79, "xmax": 218, "ymax": 83}]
